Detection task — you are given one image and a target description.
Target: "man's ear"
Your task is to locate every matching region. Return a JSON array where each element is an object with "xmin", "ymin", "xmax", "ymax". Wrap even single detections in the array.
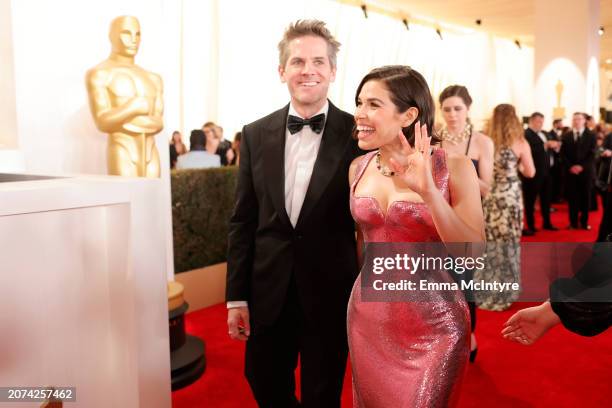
[
  {"xmin": 401, "ymin": 107, "xmax": 419, "ymax": 127},
  {"xmin": 278, "ymin": 65, "xmax": 286, "ymax": 83},
  {"xmin": 330, "ymin": 66, "xmax": 337, "ymax": 83}
]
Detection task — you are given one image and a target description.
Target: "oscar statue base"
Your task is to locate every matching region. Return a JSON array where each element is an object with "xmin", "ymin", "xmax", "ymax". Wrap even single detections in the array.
[
  {"xmin": 168, "ymin": 282, "xmax": 206, "ymax": 391},
  {"xmin": 170, "ymin": 334, "xmax": 206, "ymax": 391}
]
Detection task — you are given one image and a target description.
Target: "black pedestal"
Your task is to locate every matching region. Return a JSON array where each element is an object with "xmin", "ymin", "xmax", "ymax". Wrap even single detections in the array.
[{"xmin": 169, "ymin": 302, "xmax": 206, "ymax": 391}]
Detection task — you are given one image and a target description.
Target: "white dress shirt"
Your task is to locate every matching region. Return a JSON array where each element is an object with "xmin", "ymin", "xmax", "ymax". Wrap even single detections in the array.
[
  {"xmin": 573, "ymin": 128, "xmax": 584, "ymax": 142},
  {"xmin": 533, "ymin": 129, "xmax": 554, "ymax": 167},
  {"xmin": 284, "ymin": 102, "xmax": 328, "ymax": 227},
  {"xmin": 227, "ymin": 102, "xmax": 328, "ymax": 309}
]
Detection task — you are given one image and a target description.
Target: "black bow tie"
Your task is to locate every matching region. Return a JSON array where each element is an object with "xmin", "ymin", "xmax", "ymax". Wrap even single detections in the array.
[{"xmin": 287, "ymin": 113, "xmax": 325, "ymax": 134}]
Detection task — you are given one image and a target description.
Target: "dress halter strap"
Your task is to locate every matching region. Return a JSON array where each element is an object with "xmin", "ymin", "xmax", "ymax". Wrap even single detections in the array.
[
  {"xmin": 351, "ymin": 151, "xmax": 377, "ymax": 193},
  {"xmin": 464, "ymin": 125, "xmax": 473, "ymax": 156}
]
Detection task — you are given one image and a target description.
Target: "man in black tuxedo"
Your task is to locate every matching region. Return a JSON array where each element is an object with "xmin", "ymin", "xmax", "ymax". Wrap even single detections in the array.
[
  {"xmin": 522, "ymin": 112, "xmax": 559, "ymax": 235},
  {"xmin": 548, "ymin": 119, "xmax": 564, "ymax": 203},
  {"xmin": 226, "ymin": 20, "xmax": 360, "ymax": 407},
  {"xmin": 561, "ymin": 112, "xmax": 597, "ymax": 230}
]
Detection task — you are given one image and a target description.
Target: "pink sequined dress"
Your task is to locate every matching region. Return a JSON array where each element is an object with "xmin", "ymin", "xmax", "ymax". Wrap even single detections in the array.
[{"xmin": 347, "ymin": 149, "xmax": 470, "ymax": 407}]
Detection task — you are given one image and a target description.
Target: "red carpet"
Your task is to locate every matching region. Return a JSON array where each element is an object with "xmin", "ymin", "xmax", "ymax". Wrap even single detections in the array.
[
  {"xmin": 521, "ymin": 200, "xmax": 603, "ymax": 242},
  {"xmin": 172, "ymin": 202, "xmax": 611, "ymax": 407}
]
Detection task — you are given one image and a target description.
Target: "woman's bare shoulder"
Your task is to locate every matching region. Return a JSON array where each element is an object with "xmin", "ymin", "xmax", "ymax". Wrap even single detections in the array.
[
  {"xmin": 512, "ymin": 137, "xmax": 529, "ymax": 154},
  {"xmin": 474, "ymin": 131, "xmax": 494, "ymax": 149},
  {"xmin": 349, "ymin": 153, "xmax": 369, "ymax": 185}
]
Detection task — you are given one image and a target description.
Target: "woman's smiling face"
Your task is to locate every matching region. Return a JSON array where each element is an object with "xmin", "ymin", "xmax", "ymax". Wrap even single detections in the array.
[{"xmin": 354, "ymin": 80, "xmax": 414, "ymax": 150}]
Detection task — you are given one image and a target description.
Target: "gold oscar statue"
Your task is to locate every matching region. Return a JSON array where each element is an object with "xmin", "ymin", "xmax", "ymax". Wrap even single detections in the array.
[
  {"xmin": 86, "ymin": 16, "xmax": 163, "ymax": 178},
  {"xmin": 553, "ymin": 79, "xmax": 566, "ymax": 120}
]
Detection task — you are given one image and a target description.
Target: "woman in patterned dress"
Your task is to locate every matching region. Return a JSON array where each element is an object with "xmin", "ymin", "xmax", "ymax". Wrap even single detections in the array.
[{"xmin": 475, "ymin": 104, "xmax": 535, "ymax": 310}]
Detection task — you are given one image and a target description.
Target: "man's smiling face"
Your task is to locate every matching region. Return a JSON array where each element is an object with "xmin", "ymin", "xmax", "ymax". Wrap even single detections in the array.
[{"xmin": 279, "ymin": 35, "xmax": 336, "ymax": 113}]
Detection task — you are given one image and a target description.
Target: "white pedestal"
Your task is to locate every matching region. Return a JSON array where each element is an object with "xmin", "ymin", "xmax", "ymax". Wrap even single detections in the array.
[
  {"xmin": 0, "ymin": 174, "xmax": 171, "ymax": 407},
  {"xmin": 0, "ymin": 149, "xmax": 25, "ymax": 173}
]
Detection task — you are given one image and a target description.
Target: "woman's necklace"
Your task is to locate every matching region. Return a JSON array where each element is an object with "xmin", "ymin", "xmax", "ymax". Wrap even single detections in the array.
[
  {"xmin": 376, "ymin": 150, "xmax": 395, "ymax": 177},
  {"xmin": 440, "ymin": 122, "xmax": 472, "ymax": 144}
]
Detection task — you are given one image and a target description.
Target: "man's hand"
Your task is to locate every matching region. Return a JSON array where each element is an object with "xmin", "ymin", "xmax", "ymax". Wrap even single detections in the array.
[
  {"xmin": 570, "ymin": 165, "xmax": 583, "ymax": 175},
  {"xmin": 227, "ymin": 306, "xmax": 250, "ymax": 341},
  {"xmin": 545, "ymin": 140, "xmax": 560, "ymax": 150}
]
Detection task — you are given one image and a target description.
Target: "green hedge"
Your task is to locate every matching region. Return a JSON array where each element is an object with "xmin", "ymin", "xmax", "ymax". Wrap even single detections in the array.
[{"xmin": 171, "ymin": 166, "xmax": 238, "ymax": 273}]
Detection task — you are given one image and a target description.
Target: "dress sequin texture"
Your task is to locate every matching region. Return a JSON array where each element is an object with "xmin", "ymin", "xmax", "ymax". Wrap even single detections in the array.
[{"xmin": 348, "ymin": 149, "xmax": 470, "ymax": 407}]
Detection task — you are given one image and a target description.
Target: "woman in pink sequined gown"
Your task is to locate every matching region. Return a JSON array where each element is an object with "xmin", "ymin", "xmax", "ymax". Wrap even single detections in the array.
[{"xmin": 348, "ymin": 66, "xmax": 485, "ymax": 407}]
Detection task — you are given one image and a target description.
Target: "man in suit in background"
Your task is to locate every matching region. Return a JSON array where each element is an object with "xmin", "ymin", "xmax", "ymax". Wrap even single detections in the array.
[
  {"xmin": 561, "ymin": 112, "xmax": 597, "ymax": 230},
  {"xmin": 548, "ymin": 119, "xmax": 564, "ymax": 203},
  {"xmin": 522, "ymin": 112, "xmax": 559, "ymax": 235},
  {"xmin": 226, "ymin": 20, "xmax": 361, "ymax": 407}
]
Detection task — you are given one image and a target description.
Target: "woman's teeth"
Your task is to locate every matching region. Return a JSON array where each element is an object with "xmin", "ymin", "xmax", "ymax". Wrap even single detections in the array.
[{"xmin": 357, "ymin": 126, "xmax": 375, "ymax": 139}]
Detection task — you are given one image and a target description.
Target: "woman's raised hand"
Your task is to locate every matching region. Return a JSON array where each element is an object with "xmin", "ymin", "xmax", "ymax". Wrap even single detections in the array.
[{"xmin": 388, "ymin": 121, "xmax": 436, "ymax": 197}]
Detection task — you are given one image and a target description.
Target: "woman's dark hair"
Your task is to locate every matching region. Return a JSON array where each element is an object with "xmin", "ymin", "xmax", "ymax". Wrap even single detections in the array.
[
  {"xmin": 439, "ymin": 84, "xmax": 473, "ymax": 108},
  {"xmin": 354, "ymin": 65, "xmax": 440, "ymax": 146}
]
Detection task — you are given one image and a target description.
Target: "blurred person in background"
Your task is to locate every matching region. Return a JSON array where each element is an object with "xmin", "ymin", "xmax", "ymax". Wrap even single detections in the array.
[
  {"xmin": 439, "ymin": 85, "xmax": 494, "ymax": 198},
  {"xmin": 176, "ymin": 129, "xmax": 220, "ymax": 169},
  {"xmin": 232, "ymin": 132, "xmax": 242, "ymax": 166},
  {"xmin": 548, "ymin": 119, "xmax": 565, "ymax": 203},
  {"xmin": 596, "ymin": 128, "xmax": 612, "ymax": 241},
  {"xmin": 439, "ymin": 84, "xmax": 494, "ymax": 359},
  {"xmin": 561, "ymin": 112, "xmax": 597, "ymax": 230},
  {"xmin": 169, "ymin": 130, "xmax": 186, "ymax": 169},
  {"xmin": 475, "ymin": 104, "xmax": 534, "ymax": 312},
  {"xmin": 203, "ymin": 122, "xmax": 235, "ymax": 166},
  {"xmin": 586, "ymin": 114, "xmax": 597, "ymax": 131},
  {"xmin": 522, "ymin": 112, "xmax": 559, "ymax": 235}
]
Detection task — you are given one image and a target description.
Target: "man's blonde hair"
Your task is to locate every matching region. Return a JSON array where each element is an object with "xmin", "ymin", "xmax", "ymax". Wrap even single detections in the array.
[{"xmin": 278, "ymin": 20, "xmax": 341, "ymax": 69}]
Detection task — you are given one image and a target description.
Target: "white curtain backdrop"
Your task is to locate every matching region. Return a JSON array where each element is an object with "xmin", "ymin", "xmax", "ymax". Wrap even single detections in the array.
[{"xmin": 176, "ymin": 0, "xmax": 534, "ymax": 142}]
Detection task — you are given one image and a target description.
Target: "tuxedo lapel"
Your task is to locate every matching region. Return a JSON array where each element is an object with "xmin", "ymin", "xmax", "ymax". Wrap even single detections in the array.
[
  {"xmin": 577, "ymin": 131, "xmax": 585, "ymax": 157},
  {"xmin": 295, "ymin": 103, "xmax": 350, "ymax": 230},
  {"xmin": 262, "ymin": 104, "xmax": 293, "ymax": 229},
  {"xmin": 526, "ymin": 129, "xmax": 537, "ymax": 145},
  {"xmin": 577, "ymin": 130, "xmax": 591, "ymax": 159},
  {"xmin": 567, "ymin": 132, "xmax": 577, "ymax": 149}
]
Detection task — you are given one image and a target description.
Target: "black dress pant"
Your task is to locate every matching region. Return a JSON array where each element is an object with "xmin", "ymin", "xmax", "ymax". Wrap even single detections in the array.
[
  {"xmin": 565, "ymin": 172, "xmax": 592, "ymax": 227},
  {"xmin": 551, "ymin": 162, "xmax": 564, "ymax": 202},
  {"xmin": 245, "ymin": 276, "xmax": 348, "ymax": 408},
  {"xmin": 523, "ymin": 176, "xmax": 552, "ymax": 229}
]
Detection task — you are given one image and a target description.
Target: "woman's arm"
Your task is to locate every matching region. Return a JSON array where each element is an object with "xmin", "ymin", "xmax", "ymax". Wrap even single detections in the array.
[
  {"xmin": 388, "ymin": 123, "xmax": 484, "ymax": 243},
  {"xmin": 477, "ymin": 134, "xmax": 494, "ymax": 197},
  {"xmin": 349, "ymin": 156, "xmax": 365, "ymax": 267},
  {"xmin": 516, "ymin": 138, "xmax": 536, "ymax": 178},
  {"xmin": 424, "ymin": 154, "xmax": 485, "ymax": 243}
]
